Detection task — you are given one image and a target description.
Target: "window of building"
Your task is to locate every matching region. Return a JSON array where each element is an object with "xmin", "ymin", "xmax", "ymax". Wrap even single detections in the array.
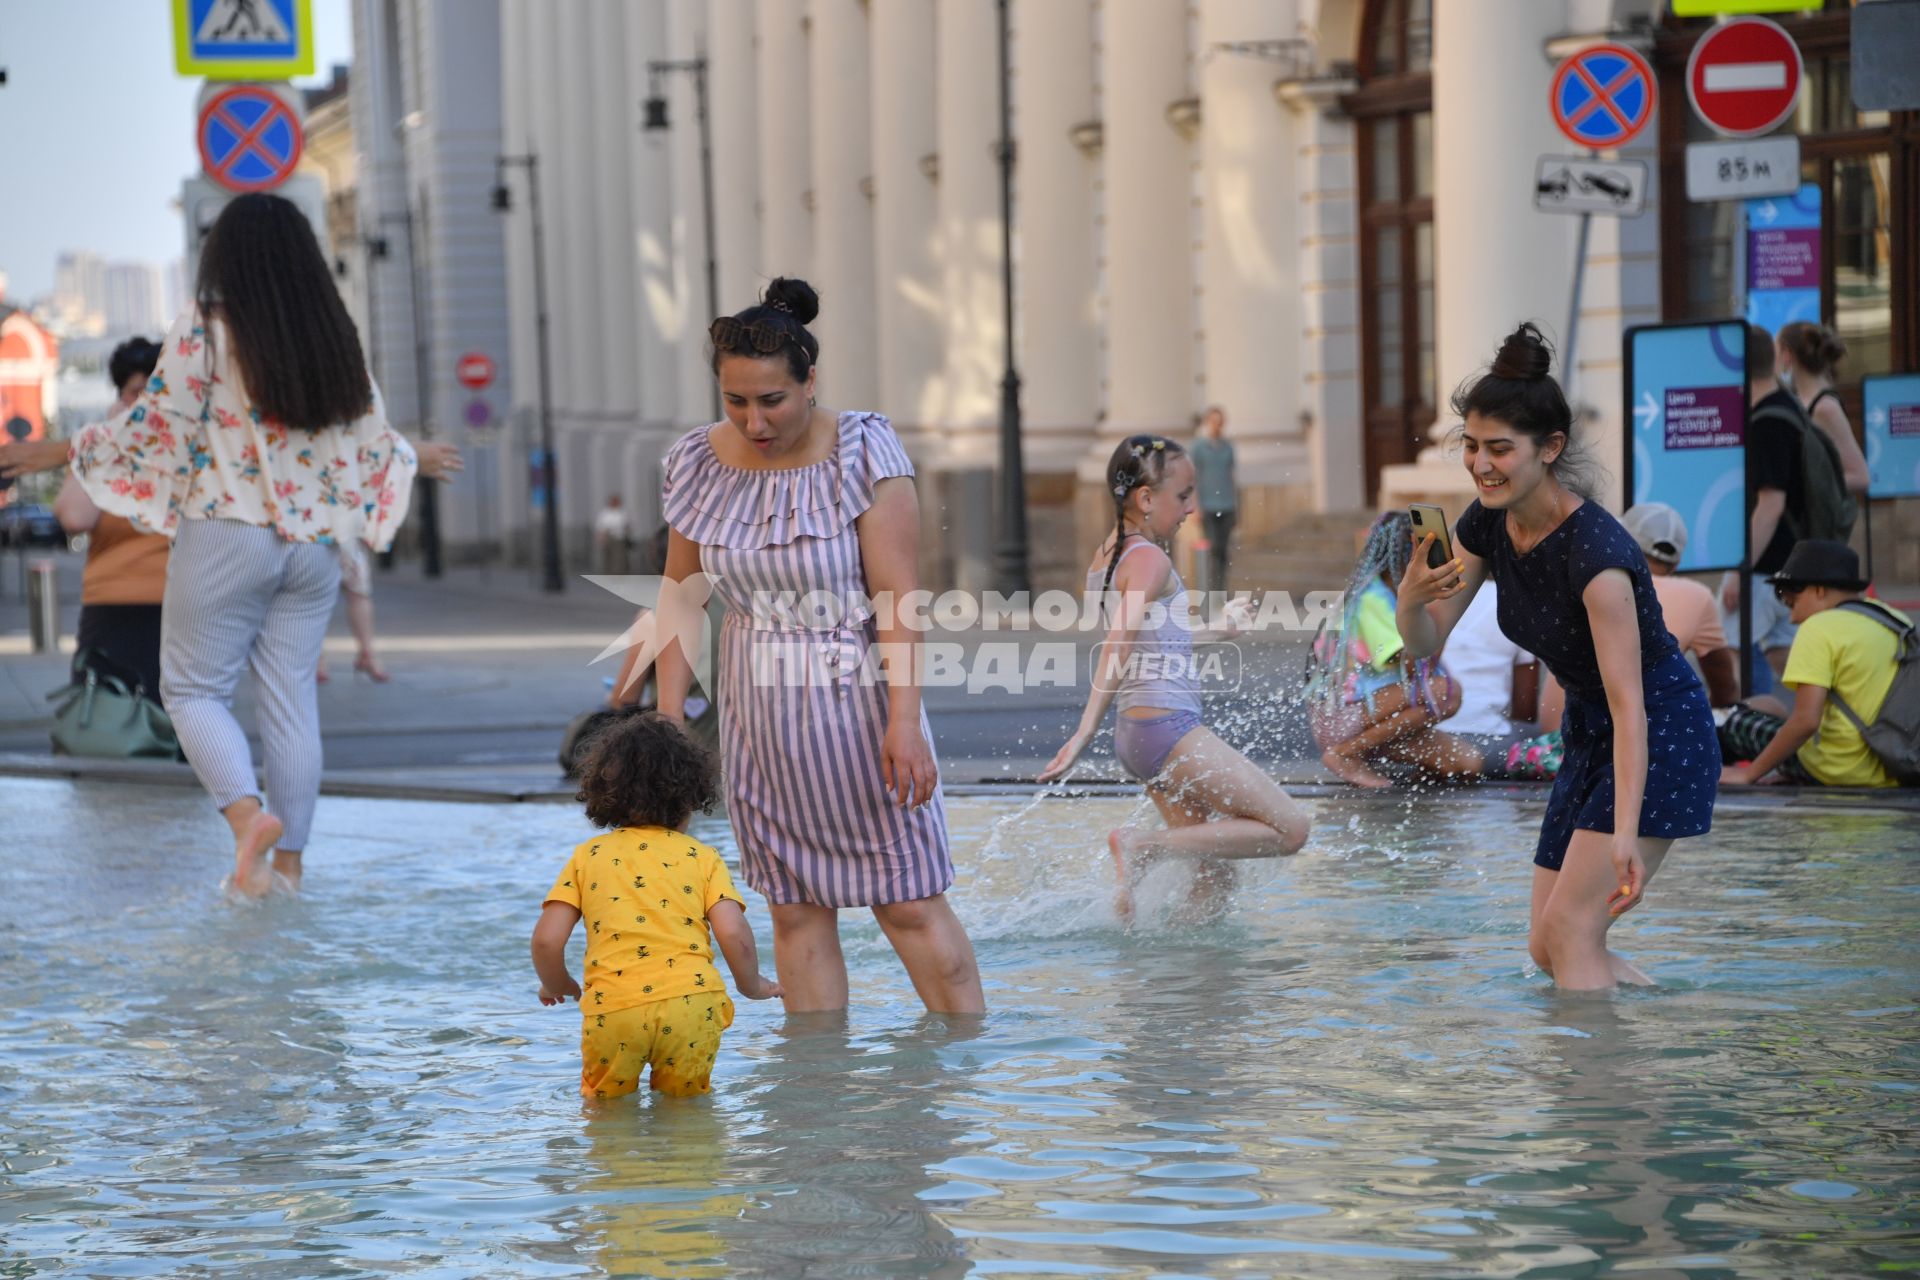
[{"xmin": 1348, "ymin": 0, "xmax": 1434, "ymax": 500}]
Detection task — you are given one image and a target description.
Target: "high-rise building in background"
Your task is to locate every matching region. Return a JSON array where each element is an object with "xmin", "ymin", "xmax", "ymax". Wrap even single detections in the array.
[
  {"xmin": 51, "ymin": 251, "xmax": 108, "ymax": 335},
  {"xmin": 48, "ymin": 253, "xmax": 177, "ymax": 338},
  {"xmin": 104, "ymin": 263, "xmax": 167, "ymax": 337},
  {"xmin": 164, "ymin": 260, "xmax": 189, "ymax": 326}
]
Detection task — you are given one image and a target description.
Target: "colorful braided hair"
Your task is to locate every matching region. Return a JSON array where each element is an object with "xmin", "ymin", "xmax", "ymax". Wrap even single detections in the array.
[
  {"xmin": 1307, "ymin": 511, "xmax": 1446, "ymax": 715},
  {"xmin": 1099, "ymin": 434, "xmax": 1188, "ymax": 609}
]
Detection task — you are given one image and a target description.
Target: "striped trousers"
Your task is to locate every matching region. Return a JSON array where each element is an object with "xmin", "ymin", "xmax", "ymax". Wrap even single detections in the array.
[{"xmin": 161, "ymin": 519, "xmax": 340, "ymax": 852}]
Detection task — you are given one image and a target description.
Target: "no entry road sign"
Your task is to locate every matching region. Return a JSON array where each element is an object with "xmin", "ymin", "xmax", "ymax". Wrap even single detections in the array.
[
  {"xmin": 456, "ymin": 352, "xmax": 496, "ymax": 391},
  {"xmin": 1688, "ymin": 17, "xmax": 1803, "ymax": 137},
  {"xmin": 1550, "ymin": 43, "xmax": 1657, "ymax": 150},
  {"xmin": 198, "ymin": 84, "xmax": 303, "ymax": 193}
]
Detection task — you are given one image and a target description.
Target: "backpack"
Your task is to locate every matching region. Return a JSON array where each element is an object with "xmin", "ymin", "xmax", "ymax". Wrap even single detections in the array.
[
  {"xmin": 1751, "ymin": 398, "xmax": 1858, "ymax": 543},
  {"xmin": 1825, "ymin": 600, "xmax": 1920, "ymax": 786}
]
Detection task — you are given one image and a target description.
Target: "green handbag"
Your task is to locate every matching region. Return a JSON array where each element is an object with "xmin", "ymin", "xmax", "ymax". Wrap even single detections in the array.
[{"xmin": 47, "ymin": 665, "xmax": 182, "ymax": 760}]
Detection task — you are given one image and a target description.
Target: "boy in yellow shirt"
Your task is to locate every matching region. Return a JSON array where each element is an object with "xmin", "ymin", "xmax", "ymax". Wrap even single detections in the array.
[
  {"xmin": 533, "ymin": 711, "xmax": 781, "ymax": 1099},
  {"xmin": 1719, "ymin": 541, "xmax": 1912, "ymax": 789}
]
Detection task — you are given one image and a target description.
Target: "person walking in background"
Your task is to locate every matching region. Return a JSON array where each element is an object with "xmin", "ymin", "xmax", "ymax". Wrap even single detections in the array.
[
  {"xmin": 594, "ymin": 493, "xmax": 632, "ymax": 576},
  {"xmin": 1189, "ymin": 406, "xmax": 1237, "ymax": 593},
  {"xmin": 652, "ymin": 278, "xmax": 983, "ymax": 1015},
  {"xmin": 317, "ymin": 544, "xmax": 389, "ymax": 684},
  {"xmin": 1397, "ymin": 323, "xmax": 1718, "ymax": 990},
  {"xmin": 317, "ymin": 435, "xmax": 460, "ymax": 687},
  {"xmin": 63, "ymin": 193, "xmax": 455, "ymax": 897},
  {"xmin": 51, "ymin": 337, "xmax": 169, "ymax": 701},
  {"xmin": 1776, "ymin": 322, "xmax": 1869, "ymax": 498},
  {"xmin": 1721, "ymin": 323, "xmax": 1854, "ymax": 685}
]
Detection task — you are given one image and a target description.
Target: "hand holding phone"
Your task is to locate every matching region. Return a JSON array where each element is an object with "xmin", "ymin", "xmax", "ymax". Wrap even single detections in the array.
[{"xmin": 1408, "ymin": 504, "xmax": 1455, "ymax": 570}]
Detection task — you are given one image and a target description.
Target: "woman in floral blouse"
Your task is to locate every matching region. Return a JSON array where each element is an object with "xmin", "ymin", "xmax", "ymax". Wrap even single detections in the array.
[{"xmin": 63, "ymin": 193, "xmax": 453, "ymax": 895}]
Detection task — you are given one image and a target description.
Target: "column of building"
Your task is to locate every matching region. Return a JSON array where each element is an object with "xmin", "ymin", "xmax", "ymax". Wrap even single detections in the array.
[
  {"xmin": 1198, "ymin": 0, "xmax": 1313, "ymax": 534},
  {"xmin": 932, "ymin": 0, "xmax": 1003, "ymax": 592},
  {"xmin": 808, "ymin": 0, "xmax": 878, "ymax": 410},
  {"xmin": 707, "ymin": 0, "xmax": 760, "ymax": 315},
  {"xmin": 1382, "ymin": 0, "xmax": 1577, "ymax": 509},
  {"xmin": 868, "ymin": 0, "xmax": 944, "ymax": 456},
  {"xmin": 1013, "ymin": 0, "xmax": 1099, "ymax": 477},
  {"xmin": 406, "ymin": 0, "xmax": 509, "ymax": 553},
  {"xmin": 1009, "ymin": 0, "xmax": 1100, "ymax": 590},
  {"xmin": 665, "ymin": 0, "xmax": 715, "ymax": 427},
  {"xmin": 755, "ymin": 0, "xmax": 813, "ymax": 287},
  {"xmin": 494, "ymin": 0, "xmax": 536, "ymax": 560},
  {"xmin": 1084, "ymin": 0, "xmax": 1195, "ymax": 541},
  {"xmin": 350, "ymin": 0, "xmax": 422, "ymax": 443},
  {"xmin": 1277, "ymin": 64, "xmax": 1366, "ymax": 514}
]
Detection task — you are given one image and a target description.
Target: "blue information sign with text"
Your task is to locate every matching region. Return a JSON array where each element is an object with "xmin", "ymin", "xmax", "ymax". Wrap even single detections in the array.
[
  {"xmin": 1864, "ymin": 372, "xmax": 1920, "ymax": 500},
  {"xmin": 1624, "ymin": 321, "xmax": 1750, "ymax": 573}
]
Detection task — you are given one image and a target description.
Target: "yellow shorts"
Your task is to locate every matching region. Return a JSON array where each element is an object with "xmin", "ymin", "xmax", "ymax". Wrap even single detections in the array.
[{"xmin": 579, "ymin": 990, "xmax": 736, "ymax": 1099}]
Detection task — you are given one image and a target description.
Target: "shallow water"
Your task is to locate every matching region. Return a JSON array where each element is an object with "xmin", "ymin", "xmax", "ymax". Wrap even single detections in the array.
[{"xmin": 2, "ymin": 777, "xmax": 1916, "ymax": 1278}]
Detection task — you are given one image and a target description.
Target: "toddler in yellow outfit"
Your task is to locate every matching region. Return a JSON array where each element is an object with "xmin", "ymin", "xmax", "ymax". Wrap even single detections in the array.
[{"xmin": 532, "ymin": 711, "xmax": 780, "ymax": 1099}]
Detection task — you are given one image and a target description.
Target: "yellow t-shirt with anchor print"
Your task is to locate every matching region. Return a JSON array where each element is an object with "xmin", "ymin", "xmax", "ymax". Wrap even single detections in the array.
[{"xmin": 545, "ymin": 826, "xmax": 745, "ymax": 1014}]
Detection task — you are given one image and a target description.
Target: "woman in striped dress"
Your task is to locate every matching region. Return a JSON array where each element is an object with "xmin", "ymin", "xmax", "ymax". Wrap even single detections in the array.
[{"xmin": 653, "ymin": 278, "xmax": 984, "ymax": 1015}]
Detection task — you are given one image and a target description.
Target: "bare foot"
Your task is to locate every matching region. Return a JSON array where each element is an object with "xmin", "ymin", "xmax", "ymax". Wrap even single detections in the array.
[
  {"xmin": 1108, "ymin": 828, "xmax": 1144, "ymax": 927},
  {"xmin": 354, "ymin": 651, "xmax": 391, "ymax": 683},
  {"xmin": 231, "ymin": 811, "xmax": 284, "ymax": 898},
  {"xmin": 1321, "ymin": 749, "xmax": 1392, "ymax": 789},
  {"xmin": 270, "ymin": 849, "xmax": 303, "ymax": 895},
  {"xmin": 1608, "ymin": 951, "xmax": 1655, "ymax": 986},
  {"xmin": 1174, "ymin": 859, "xmax": 1234, "ymax": 925}
]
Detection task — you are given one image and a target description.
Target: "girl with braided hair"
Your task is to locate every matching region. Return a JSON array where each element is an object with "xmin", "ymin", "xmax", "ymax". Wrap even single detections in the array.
[
  {"xmin": 1041, "ymin": 435, "xmax": 1309, "ymax": 922},
  {"xmin": 1306, "ymin": 511, "xmax": 1484, "ymax": 788}
]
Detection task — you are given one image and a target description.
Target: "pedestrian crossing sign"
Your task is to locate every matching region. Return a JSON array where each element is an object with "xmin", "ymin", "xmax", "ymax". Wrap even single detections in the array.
[{"xmin": 174, "ymin": 0, "xmax": 313, "ymax": 80}]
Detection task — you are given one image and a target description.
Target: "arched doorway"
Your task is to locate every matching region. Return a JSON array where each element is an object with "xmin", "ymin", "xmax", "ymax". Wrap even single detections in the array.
[{"xmin": 1347, "ymin": 0, "xmax": 1433, "ymax": 501}]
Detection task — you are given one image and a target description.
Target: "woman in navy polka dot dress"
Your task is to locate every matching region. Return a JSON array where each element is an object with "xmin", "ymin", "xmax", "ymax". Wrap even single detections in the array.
[{"xmin": 1394, "ymin": 324, "xmax": 1717, "ymax": 990}]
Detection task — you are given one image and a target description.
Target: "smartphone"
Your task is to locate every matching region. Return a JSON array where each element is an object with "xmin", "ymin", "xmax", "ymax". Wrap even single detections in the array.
[{"xmin": 1408, "ymin": 503, "xmax": 1455, "ymax": 570}]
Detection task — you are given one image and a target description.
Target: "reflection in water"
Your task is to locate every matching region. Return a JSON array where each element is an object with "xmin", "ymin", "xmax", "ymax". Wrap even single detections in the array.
[
  {"xmin": 578, "ymin": 1101, "xmax": 738, "ymax": 1278},
  {"xmin": 2, "ymin": 780, "xmax": 1916, "ymax": 1277}
]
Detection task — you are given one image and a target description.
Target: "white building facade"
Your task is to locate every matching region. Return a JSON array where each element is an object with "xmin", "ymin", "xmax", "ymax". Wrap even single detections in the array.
[
  {"xmin": 485, "ymin": 0, "xmax": 1914, "ymax": 589},
  {"xmin": 351, "ymin": 0, "xmax": 515, "ymax": 562}
]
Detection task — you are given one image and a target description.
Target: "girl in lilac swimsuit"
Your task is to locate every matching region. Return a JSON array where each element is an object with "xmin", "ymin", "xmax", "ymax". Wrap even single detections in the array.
[
  {"xmin": 1041, "ymin": 436, "xmax": 1311, "ymax": 920},
  {"xmin": 653, "ymin": 279, "xmax": 984, "ymax": 1015}
]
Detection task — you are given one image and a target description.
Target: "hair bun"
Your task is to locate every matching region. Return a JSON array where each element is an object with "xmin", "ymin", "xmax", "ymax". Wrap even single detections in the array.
[
  {"xmin": 1490, "ymin": 322, "xmax": 1553, "ymax": 381},
  {"xmin": 763, "ymin": 277, "xmax": 820, "ymax": 326}
]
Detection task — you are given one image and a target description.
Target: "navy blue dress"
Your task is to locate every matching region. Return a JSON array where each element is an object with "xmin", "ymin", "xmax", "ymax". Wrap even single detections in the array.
[{"xmin": 1455, "ymin": 500, "xmax": 1717, "ymax": 870}]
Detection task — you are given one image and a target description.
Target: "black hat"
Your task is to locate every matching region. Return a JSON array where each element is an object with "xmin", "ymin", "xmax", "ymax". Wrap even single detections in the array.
[{"xmin": 1769, "ymin": 539, "xmax": 1869, "ymax": 592}]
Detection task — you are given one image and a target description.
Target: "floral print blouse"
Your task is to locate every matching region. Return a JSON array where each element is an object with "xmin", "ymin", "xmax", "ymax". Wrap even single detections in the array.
[{"xmin": 71, "ymin": 310, "xmax": 417, "ymax": 550}]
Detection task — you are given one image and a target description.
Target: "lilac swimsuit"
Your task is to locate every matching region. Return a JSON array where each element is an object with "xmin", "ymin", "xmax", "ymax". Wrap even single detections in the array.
[{"xmin": 1088, "ymin": 540, "xmax": 1204, "ymax": 782}]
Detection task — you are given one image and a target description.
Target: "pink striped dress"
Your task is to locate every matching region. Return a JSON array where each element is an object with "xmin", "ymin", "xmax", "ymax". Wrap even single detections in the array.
[{"xmin": 661, "ymin": 412, "xmax": 955, "ymax": 908}]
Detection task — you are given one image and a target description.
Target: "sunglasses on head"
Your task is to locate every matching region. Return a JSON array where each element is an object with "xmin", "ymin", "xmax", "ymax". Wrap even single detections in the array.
[{"xmin": 709, "ymin": 316, "xmax": 792, "ymax": 355}]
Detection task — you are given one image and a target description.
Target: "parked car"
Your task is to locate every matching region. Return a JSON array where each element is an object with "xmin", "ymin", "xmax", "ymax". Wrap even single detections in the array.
[{"xmin": 0, "ymin": 503, "xmax": 65, "ymax": 549}]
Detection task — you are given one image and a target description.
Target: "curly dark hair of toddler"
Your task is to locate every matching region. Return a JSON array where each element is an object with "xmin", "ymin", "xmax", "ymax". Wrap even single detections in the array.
[{"xmin": 573, "ymin": 710, "xmax": 720, "ymax": 831}]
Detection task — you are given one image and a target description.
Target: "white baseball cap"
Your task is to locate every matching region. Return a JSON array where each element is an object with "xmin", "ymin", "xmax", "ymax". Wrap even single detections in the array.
[{"xmin": 1622, "ymin": 503, "xmax": 1688, "ymax": 565}]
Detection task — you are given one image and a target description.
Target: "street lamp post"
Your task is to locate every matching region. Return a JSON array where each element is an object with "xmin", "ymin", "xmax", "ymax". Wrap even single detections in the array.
[
  {"xmin": 358, "ymin": 214, "xmax": 442, "ymax": 577},
  {"xmin": 642, "ymin": 58, "xmax": 720, "ymax": 422},
  {"xmin": 993, "ymin": 0, "xmax": 1030, "ymax": 595},
  {"xmin": 492, "ymin": 154, "xmax": 565, "ymax": 593},
  {"xmin": 394, "ymin": 208, "xmax": 443, "ymax": 578}
]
